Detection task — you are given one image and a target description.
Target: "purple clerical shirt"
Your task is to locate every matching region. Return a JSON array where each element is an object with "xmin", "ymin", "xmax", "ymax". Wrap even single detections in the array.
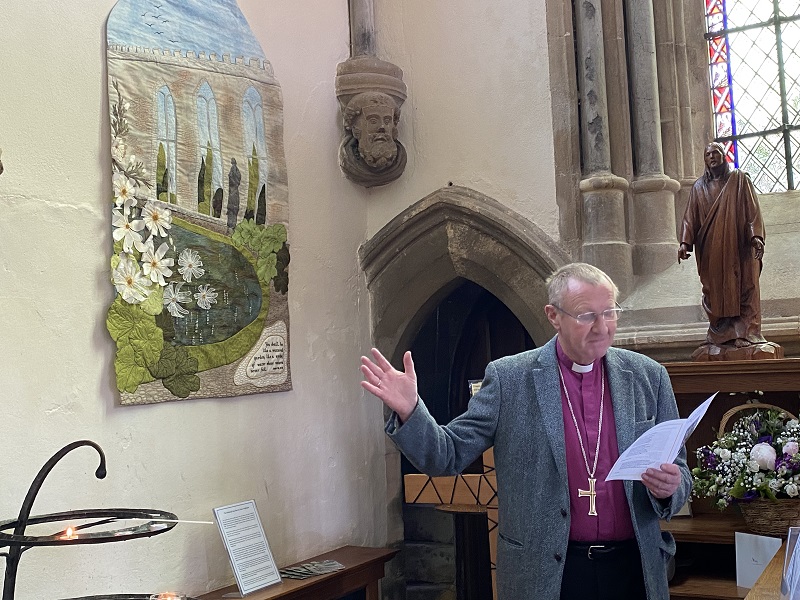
[{"xmin": 556, "ymin": 341, "xmax": 635, "ymax": 542}]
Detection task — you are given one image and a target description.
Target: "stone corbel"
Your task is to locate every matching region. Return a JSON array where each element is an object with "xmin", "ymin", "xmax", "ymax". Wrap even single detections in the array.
[{"xmin": 335, "ymin": 1, "xmax": 407, "ymax": 188}]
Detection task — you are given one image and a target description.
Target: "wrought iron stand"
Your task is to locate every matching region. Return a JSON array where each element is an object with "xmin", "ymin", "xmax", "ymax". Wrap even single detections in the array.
[{"xmin": 0, "ymin": 440, "xmax": 180, "ymax": 600}]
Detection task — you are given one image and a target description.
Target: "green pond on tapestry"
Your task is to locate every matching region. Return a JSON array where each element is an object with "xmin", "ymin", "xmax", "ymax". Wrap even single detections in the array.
[{"xmin": 165, "ymin": 223, "xmax": 262, "ymax": 347}]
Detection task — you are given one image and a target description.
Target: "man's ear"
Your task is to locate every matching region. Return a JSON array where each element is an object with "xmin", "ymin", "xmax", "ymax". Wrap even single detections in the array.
[
  {"xmin": 353, "ymin": 127, "xmax": 362, "ymax": 140},
  {"xmin": 544, "ymin": 304, "xmax": 560, "ymax": 330}
]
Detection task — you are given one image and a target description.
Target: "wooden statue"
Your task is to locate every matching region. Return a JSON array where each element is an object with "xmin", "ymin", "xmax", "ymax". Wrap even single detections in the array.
[{"xmin": 678, "ymin": 142, "xmax": 782, "ymax": 360}]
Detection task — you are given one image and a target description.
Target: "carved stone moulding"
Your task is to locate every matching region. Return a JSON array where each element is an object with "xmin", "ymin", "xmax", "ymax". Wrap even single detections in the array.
[{"xmin": 335, "ymin": 56, "xmax": 408, "ymax": 188}]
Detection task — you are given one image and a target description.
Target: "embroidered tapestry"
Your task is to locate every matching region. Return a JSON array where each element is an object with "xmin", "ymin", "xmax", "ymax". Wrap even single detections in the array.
[{"xmin": 106, "ymin": 0, "xmax": 291, "ymax": 404}]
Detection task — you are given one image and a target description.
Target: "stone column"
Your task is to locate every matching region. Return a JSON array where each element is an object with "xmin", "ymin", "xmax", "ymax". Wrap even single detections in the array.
[
  {"xmin": 574, "ymin": 0, "xmax": 633, "ymax": 295},
  {"xmin": 349, "ymin": 0, "xmax": 375, "ymax": 57},
  {"xmin": 625, "ymin": 0, "xmax": 682, "ymax": 275}
]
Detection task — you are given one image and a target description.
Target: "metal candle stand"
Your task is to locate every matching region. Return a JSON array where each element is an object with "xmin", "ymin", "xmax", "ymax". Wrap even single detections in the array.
[{"xmin": 0, "ymin": 440, "xmax": 180, "ymax": 600}]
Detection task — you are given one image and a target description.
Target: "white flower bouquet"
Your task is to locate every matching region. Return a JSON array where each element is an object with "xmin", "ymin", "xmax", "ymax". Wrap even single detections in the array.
[{"xmin": 692, "ymin": 406, "xmax": 800, "ymax": 510}]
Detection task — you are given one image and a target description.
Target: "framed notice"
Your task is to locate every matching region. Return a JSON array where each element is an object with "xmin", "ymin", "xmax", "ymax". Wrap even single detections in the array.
[{"xmin": 214, "ymin": 500, "xmax": 281, "ymax": 595}]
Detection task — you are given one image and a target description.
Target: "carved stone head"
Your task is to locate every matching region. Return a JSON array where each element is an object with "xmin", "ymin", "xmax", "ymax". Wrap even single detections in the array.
[{"xmin": 343, "ymin": 92, "xmax": 400, "ymax": 171}]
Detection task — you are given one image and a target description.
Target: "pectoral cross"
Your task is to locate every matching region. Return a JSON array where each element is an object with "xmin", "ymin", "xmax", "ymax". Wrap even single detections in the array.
[{"xmin": 578, "ymin": 477, "xmax": 598, "ymax": 516}]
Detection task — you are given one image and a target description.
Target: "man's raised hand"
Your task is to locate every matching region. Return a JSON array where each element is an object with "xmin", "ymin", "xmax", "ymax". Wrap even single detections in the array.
[{"xmin": 360, "ymin": 348, "xmax": 418, "ymax": 423}]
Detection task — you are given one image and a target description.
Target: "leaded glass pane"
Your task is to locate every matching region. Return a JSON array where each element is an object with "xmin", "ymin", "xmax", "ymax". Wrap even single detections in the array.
[
  {"xmin": 705, "ymin": 1, "xmax": 798, "ymax": 191},
  {"xmin": 739, "ymin": 133, "xmax": 787, "ymax": 193},
  {"xmin": 728, "ymin": 28, "xmax": 781, "ymax": 135},
  {"xmin": 710, "ymin": 62, "xmax": 728, "ymax": 88},
  {"xmin": 785, "ymin": 20, "xmax": 800, "ymax": 126},
  {"xmin": 715, "ymin": 107, "xmax": 734, "ymax": 139},
  {"xmin": 792, "ymin": 132, "xmax": 800, "ymax": 188},
  {"xmin": 781, "ymin": 1, "xmax": 800, "ymax": 18},
  {"xmin": 725, "ymin": 0, "xmax": 774, "ymax": 29}
]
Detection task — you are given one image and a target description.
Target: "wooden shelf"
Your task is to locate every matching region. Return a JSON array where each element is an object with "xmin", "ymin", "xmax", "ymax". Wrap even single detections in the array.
[
  {"xmin": 197, "ymin": 546, "xmax": 397, "ymax": 600},
  {"xmin": 669, "ymin": 572, "xmax": 748, "ymax": 599},
  {"xmin": 665, "ymin": 359, "xmax": 800, "ymax": 394},
  {"xmin": 662, "ymin": 512, "xmax": 748, "ymax": 544}
]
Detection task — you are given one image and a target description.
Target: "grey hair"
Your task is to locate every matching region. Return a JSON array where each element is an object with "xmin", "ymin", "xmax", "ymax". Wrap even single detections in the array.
[{"xmin": 546, "ymin": 262, "xmax": 619, "ymax": 305}]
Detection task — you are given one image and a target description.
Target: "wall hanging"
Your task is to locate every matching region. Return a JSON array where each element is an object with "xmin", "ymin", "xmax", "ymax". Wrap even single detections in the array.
[{"xmin": 106, "ymin": 0, "xmax": 290, "ymax": 404}]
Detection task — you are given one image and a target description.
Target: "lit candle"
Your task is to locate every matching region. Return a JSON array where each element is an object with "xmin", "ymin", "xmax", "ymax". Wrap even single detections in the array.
[
  {"xmin": 60, "ymin": 527, "xmax": 78, "ymax": 540},
  {"xmin": 148, "ymin": 594, "xmax": 186, "ymax": 600}
]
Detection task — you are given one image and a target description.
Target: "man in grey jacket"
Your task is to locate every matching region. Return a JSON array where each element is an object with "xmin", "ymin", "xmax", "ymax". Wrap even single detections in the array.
[{"xmin": 361, "ymin": 263, "xmax": 691, "ymax": 599}]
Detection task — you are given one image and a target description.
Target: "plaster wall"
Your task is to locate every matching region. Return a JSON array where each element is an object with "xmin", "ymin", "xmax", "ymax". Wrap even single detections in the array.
[
  {"xmin": 368, "ymin": 0, "xmax": 560, "ymax": 243},
  {"xmin": 0, "ymin": 1, "xmax": 386, "ymax": 597}
]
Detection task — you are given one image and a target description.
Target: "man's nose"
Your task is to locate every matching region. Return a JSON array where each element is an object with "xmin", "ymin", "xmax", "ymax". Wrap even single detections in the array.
[{"xmin": 591, "ymin": 315, "xmax": 609, "ymax": 333}]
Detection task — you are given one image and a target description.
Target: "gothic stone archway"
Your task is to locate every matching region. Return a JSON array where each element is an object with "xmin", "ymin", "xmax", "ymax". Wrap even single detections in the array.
[{"xmin": 359, "ymin": 185, "xmax": 571, "ymax": 361}]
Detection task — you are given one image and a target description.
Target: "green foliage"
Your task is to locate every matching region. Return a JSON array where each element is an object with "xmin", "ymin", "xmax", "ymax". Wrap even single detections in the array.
[
  {"xmin": 148, "ymin": 344, "xmax": 201, "ymax": 398},
  {"xmin": 256, "ymin": 253, "xmax": 278, "ymax": 283},
  {"xmin": 115, "ymin": 345, "xmax": 151, "ymax": 394},
  {"xmin": 110, "ymin": 80, "xmax": 129, "ymax": 139},
  {"xmin": 259, "ymin": 224, "xmax": 287, "ymax": 254},
  {"xmin": 273, "ymin": 243, "xmax": 290, "ymax": 294},
  {"xmin": 200, "ymin": 143, "xmax": 213, "ymax": 215},
  {"xmin": 230, "ymin": 221, "xmax": 288, "ymax": 289},
  {"xmin": 156, "ymin": 143, "xmax": 166, "ymax": 198},
  {"xmin": 197, "ymin": 156, "xmax": 206, "ymax": 210},
  {"xmin": 231, "ymin": 218, "xmax": 259, "ymax": 251},
  {"xmin": 139, "ymin": 286, "xmax": 164, "ymax": 317},
  {"xmin": 246, "ymin": 144, "xmax": 258, "ymax": 217},
  {"xmin": 106, "ymin": 297, "xmax": 164, "ymax": 393}
]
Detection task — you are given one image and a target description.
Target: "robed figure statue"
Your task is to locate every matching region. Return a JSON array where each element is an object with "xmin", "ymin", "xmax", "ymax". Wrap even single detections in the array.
[{"xmin": 678, "ymin": 142, "xmax": 782, "ymax": 360}]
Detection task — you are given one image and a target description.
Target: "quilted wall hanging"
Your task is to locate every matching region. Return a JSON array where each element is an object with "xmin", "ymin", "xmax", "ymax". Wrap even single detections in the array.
[{"xmin": 106, "ymin": 0, "xmax": 291, "ymax": 404}]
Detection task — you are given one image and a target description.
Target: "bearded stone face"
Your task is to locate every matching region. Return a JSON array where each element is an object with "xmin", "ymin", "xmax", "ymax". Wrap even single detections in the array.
[{"xmin": 354, "ymin": 104, "xmax": 398, "ymax": 170}]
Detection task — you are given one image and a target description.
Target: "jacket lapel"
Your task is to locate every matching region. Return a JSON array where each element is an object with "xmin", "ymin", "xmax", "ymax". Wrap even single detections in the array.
[
  {"xmin": 533, "ymin": 338, "xmax": 567, "ymax": 481},
  {"xmin": 605, "ymin": 348, "xmax": 635, "ymax": 454},
  {"xmin": 605, "ymin": 348, "xmax": 637, "ymax": 500}
]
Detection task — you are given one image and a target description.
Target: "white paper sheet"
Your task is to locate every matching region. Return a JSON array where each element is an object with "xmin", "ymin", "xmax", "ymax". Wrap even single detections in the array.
[
  {"xmin": 213, "ymin": 500, "xmax": 281, "ymax": 595},
  {"xmin": 736, "ymin": 531, "xmax": 782, "ymax": 589},
  {"xmin": 605, "ymin": 392, "xmax": 717, "ymax": 481}
]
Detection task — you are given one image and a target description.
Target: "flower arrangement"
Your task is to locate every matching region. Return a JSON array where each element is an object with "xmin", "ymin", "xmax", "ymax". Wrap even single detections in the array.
[{"xmin": 692, "ymin": 407, "xmax": 800, "ymax": 510}]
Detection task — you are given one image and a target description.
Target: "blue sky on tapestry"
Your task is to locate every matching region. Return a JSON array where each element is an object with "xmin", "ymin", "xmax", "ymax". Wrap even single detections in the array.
[{"xmin": 108, "ymin": 0, "xmax": 265, "ymax": 61}]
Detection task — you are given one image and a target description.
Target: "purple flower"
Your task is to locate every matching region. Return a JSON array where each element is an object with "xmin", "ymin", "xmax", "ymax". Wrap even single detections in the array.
[
  {"xmin": 757, "ymin": 435, "xmax": 773, "ymax": 444},
  {"xmin": 699, "ymin": 447, "xmax": 718, "ymax": 469},
  {"xmin": 742, "ymin": 490, "xmax": 758, "ymax": 501}
]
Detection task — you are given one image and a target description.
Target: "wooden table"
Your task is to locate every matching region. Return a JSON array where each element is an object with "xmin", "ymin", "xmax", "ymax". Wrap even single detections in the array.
[
  {"xmin": 745, "ymin": 542, "xmax": 785, "ymax": 600},
  {"xmin": 198, "ymin": 546, "xmax": 397, "ymax": 600}
]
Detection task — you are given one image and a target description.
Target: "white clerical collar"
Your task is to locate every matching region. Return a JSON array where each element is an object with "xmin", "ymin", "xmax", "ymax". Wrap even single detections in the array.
[{"xmin": 571, "ymin": 362, "xmax": 594, "ymax": 373}]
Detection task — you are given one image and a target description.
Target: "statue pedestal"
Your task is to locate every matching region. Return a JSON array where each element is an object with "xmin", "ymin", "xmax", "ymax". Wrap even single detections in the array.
[{"xmin": 691, "ymin": 341, "xmax": 784, "ymax": 362}]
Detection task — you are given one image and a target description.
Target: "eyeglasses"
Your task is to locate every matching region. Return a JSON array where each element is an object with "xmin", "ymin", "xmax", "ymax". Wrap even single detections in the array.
[{"xmin": 551, "ymin": 303, "xmax": 623, "ymax": 325}]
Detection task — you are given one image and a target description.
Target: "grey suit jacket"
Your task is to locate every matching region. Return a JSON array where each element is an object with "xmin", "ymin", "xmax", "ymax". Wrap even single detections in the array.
[{"xmin": 388, "ymin": 336, "xmax": 691, "ymax": 599}]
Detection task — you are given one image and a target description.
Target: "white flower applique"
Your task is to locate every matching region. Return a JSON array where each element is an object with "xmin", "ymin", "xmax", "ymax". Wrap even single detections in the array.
[
  {"xmin": 141, "ymin": 238, "xmax": 174, "ymax": 286},
  {"xmin": 194, "ymin": 284, "xmax": 218, "ymax": 310},
  {"xmin": 112, "ymin": 172, "xmax": 137, "ymax": 215},
  {"xmin": 112, "ymin": 209, "xmax": 145, "ymax": 253},
  {"xmin": 112, "ymin": 253, "xmax": 152, "ymax": 304},
  {"xmin": 141, "ymin": 201, "xmax": 172, "ymax": 237},
  {"xmin": 178, "ymin": 248, "xmax": 205, "ymax": 283},
  {"xmin": 163, "ymin": 282, "xmax": 191, "ymax": 318}
]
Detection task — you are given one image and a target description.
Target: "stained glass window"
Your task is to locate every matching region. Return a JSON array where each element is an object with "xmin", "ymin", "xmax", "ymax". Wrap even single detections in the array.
[{"xmin": 705, "ymin": 0, "xmax": 800, "ymax": 192}]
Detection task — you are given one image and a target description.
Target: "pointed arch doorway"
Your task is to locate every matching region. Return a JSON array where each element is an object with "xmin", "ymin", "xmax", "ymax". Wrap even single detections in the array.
[
  {"xmin": 406, "ymin": 278, "xmax": 535, "ymax": 474},
  {"xmin": 403, "ymin": 279, "xmax": 535, "ymax": 599}
]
